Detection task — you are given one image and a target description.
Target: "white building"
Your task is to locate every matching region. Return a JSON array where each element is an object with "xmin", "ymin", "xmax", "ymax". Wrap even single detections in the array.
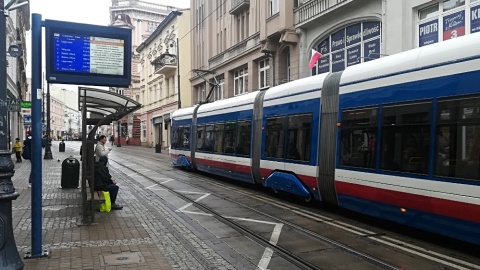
[{"xmin": 295, "ymin": 0, "xmax": 480, "ymax": 77}]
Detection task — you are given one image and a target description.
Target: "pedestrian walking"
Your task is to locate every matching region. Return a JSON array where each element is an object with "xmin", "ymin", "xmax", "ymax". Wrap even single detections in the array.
[
  {"xmin": 22, "ymin": 135, "xmax": 32, "ymax": 187},
  {"xmin": 13, "ymin": 138, "xmax": 22, "ymax": 163}
]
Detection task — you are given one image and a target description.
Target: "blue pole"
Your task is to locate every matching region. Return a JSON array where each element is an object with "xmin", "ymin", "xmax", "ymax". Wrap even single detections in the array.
[{"xmin": 31, "ymin": 13, "xmax": 43, "ymax": 257}]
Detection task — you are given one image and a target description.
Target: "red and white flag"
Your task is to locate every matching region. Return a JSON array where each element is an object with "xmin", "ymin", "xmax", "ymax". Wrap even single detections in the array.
[{"xmin": 308, "ymin": 49, "xmax": 322, "ymax": 70}]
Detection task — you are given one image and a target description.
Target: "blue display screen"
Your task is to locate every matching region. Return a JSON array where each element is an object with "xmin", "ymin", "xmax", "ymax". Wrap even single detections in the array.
[
  {"xmin": 53, "ymin": 33, "xmax": 125, "ymax": 76},
  {"xmin": 45, "ymin": 19, "xmax": 132, "ymax": 87},
  {"xmin": 54, "ymin": 34, "xmax": 91, "ymax": 73}
]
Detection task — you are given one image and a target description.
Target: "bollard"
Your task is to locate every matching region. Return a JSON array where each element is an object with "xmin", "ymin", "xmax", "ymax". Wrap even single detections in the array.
[{"xmin": 59, "ymin": 140, "xmax": 65, "ymax": 152}]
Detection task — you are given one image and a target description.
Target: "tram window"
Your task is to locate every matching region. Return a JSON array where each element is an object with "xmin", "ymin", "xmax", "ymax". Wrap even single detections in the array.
[
  {"xmin": 380, "ymin": 102, "xmax": 431, "ymax": 174},
  {"xmin": 435, "ymin": 97, "xmax": 480, "ymax": 181},
  {"xmin": 265, "ymin": 117, "xmax": 286, "ymax": 159},
  {"xmin": 176, "ymin": 127, "xmax": 184, "ymax": 150},
  {"xmin": 236, "ymin": 120, "xmax": 251, "ymax": 156},
  {"xmin": 171, "ymin": 127, "xmax": 178, "ymax": 149},
  {"xmin": 196, "ymin": 125, "xmax": 206, "ymax": 151},
  {"xmin": 286, "ymin": 114, "xmax": 312, "ymax": 161},
  {"xmin": 214, "ymin": 123, "xmax": 224, "ymax": 153},
  {"xmin": 223, "ymin": 122, "xmax": 236, "ymax": 154},
  {"xmin": 204, "ymin": 125, "xmax": 215, "ymax": 152},
  {"xmin": 340, "ymin": 108, "xmax": 377, "ymax": 168},
  {"xmin": 182, "ymin": 126, "xmax": 190, "ymax": 150}
]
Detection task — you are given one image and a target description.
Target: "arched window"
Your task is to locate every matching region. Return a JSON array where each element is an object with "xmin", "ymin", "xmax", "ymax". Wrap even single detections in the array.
[{"xmin": 311, "ymin": 21, "xmax": 381, "ymax": 75}]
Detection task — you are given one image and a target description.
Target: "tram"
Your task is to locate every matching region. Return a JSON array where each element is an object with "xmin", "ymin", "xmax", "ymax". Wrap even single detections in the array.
[{"xmin": 170, "ymin": 33, "xmax": 480, "ymax": 245}]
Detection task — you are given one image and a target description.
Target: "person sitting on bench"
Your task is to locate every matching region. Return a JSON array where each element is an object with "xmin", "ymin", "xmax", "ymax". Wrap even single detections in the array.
[{"xmin": 94, "ymin": 156, "xmax": 123, "ymax": 210}]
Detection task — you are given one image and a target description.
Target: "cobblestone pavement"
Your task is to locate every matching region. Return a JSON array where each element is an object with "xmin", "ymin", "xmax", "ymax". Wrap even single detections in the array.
[{"xmin": 12, "ymin": 142, "xmax": 228, "ymax": 270}]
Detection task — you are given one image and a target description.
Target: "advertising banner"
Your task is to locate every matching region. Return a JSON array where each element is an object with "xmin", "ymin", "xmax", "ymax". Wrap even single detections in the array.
[
  {"xmin": 419, "ymin": 20, "xmax": 439, "ymax": 46},
  {"xmin": 471, "ymin": 5, "xmax": 480, "ymax": 33},
  {"xmin": 332, "ymin": 51, "xmax": 345, "ymax": 72},
  {"xmin": 347, "ymin": 45, "xmax": 361, "ymax": 66},
  {"xmin": 443, "ymin": 10, "xmax": 465, "ymax": 40}
]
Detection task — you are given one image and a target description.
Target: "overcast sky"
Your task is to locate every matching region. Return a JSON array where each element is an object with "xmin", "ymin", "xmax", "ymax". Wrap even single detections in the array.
[{"xmin": 25, "ymin": 0, "xmax": 190, "ymax": 88}]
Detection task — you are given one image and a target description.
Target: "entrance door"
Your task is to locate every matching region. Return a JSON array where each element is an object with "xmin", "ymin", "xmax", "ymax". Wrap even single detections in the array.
[{"xmin": 158, "ymin": 123, "xmax": 163, "ymax": 148}]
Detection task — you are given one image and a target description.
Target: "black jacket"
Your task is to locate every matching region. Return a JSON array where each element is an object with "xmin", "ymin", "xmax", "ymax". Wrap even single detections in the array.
[{"xmin": 94, "ymin": 162, "xmax": 114, "ymax": 190}]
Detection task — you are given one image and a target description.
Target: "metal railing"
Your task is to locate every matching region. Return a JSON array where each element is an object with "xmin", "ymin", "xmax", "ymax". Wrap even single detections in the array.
[
  {"xmin": 231, "ymin": 0, "xmax": 249, "ymax": 12},
  {"xmin": 295, "ymin": 0, "xmax": 348, "ymax": 26}
]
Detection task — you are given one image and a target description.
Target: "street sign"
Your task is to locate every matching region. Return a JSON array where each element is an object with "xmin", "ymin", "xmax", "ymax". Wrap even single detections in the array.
[
  {"xmin": 24, "ymin": 115, "xmax": 31, "ymax": 125},
  {"xmin": 6, "ymin": 99, "xmax": 20, "ymax": 112},
  {"xmin": 21, "ymin": 101, "xmax": 31, "ymax": 108}
]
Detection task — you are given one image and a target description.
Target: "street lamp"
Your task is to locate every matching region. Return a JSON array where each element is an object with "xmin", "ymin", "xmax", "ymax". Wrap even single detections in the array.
[{"xmin": 44, "ymin": 82, "xmax": 53, "ymax": 159}]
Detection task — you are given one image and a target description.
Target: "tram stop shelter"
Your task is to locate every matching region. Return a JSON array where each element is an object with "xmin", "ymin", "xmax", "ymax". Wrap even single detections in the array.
[{"xmin": 78, "ymin": 86, "xmax": 141, "ymax": 224}]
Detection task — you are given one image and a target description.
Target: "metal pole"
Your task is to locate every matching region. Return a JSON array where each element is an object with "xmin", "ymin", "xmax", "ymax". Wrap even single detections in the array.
[
  {"xmin": 116, "ymin": 121, "xmax": 121, "ymax": 147},
  {"xmin": 0, "ymin": 0, "xmax": 24, "ymax": 268},
  {"xmin": 29, "ymin": 13, "xmax": 47, "ymax": 258},
  {"xmin": 177, "ymin": 38, "xmax": 181, "ymax": 109},
  {"xmin": 44, "ymin": 82, "xmax": 52, "ymax": 159}
]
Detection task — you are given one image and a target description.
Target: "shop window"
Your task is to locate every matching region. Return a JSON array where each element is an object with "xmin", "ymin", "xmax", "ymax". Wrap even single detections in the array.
[
  {"xmin": 380, "ymin": 102, "xmax": 431, "ymax": 174},
  {"xmin": 340, "ymin": 108, "xmax": 377, "ymax": 168},
  {"xmin": 265, "ymin": 117, "xmax": 286, "ymax": 158},
  {"xmin": 435, "ymin": 96, "xmax": 480, "ymax": 180},
  {"xmin": 286, "ymin": 114, "xmax": 312, "ymax": 161}
]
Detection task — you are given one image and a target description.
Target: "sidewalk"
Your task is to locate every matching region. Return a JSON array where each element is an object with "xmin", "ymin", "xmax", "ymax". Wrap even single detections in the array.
[{"xmin": 12, "ymin": 143, "xmax": 173, "ymax": 270}]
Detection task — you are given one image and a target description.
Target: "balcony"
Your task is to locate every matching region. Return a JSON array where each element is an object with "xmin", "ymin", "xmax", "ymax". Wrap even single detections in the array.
[
  {"xmin": 230, "ymin": 0, "xmax": 250, "ymax": 15},
  {"xmin": 152, "ymin": 53, "xmax": 177, "ymax": 75},
  {"xmin": 208, "ymin": 32, "xmax": 260, "ymax": 70},
  {"xmin": 295, "ymin": 0, "xmax": 349, "ymax": 27}
]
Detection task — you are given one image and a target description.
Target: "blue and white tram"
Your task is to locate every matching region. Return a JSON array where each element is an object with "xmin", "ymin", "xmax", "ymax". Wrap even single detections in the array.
[{"xmin": 170, "ymin": 33, "xmax": 480, "ymax": 245}]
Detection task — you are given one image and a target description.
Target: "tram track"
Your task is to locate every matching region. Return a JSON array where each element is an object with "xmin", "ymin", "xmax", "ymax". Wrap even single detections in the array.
[
  {"xmin": 109, "ymin": 154, "xmax": 402, "ymax": 270},
  {"xmin": 105, "ymin": 146, "xmax": 480, "ymax": 270}
]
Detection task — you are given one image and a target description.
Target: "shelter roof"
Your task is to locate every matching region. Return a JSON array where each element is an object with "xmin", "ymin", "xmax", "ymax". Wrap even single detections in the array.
[{"xmin": 78, "ymin": 86, "xmax": 141, "ymax": 125}]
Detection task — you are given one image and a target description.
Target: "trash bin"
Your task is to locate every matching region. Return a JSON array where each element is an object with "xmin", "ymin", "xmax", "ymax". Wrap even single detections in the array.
[
  {"xmin": 155, "ymin": 143, "xmax": 161, "ymax": 153},
  {"xmin": 59, "ymin": 141, "xmax": 65, "ymax": 152},
  {"xmin": 61, "ymin": 156, "xmax": 79, "ymax": 188}
]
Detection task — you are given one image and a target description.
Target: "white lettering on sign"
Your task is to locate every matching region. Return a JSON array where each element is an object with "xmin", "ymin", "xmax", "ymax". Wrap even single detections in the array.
[
  {"xmin": 346, "ymin": 32, "xmax": 361, "ymax": 44},
  {"xmin": 363, "ymin": 25, "xmax": 380, "ymax": 36},
  {"xmin": 472, "ymin": 9, "xmax": 478, "ymax": 20},
  {"xmin": 445, "ymin": 13, "xmax": 463, "ymax": 29},
  {"xmin": 332, "ymin": 39, "xmax": 344, "ymax": 47},
  {"xmin": 420, "ymin": 22, "xmax": 438, "ymax": 36}
]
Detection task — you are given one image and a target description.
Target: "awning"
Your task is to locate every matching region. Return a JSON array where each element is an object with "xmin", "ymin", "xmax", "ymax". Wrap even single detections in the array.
[{"xmin": 78, "ymin": 86, "xmax": 141, "ymax": 126}]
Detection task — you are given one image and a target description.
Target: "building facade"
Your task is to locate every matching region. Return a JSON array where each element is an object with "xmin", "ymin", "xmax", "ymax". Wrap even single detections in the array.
[
  {"xmin": 189, "ymin": 0, "xmax": 480, "ymax": 107},
  {"xmin": 63, "ymin": 105, "xmax": 81, "ymax": 140},
  {"xmin": 136, "ymin": 9, "xmax": 191, "ymax": 148},
  {"xmin": 110, "ymin": 0, "xmax": 181, "ymax": 146},
  {"xmin": 7, "ymin": 2, "xmax": 30, "ymax": 145},
  {"xmin": 190, "ymin": 0, "xmax": 300, "ymax": 105},
  {"xmin": 50, "ymin": 96, "xmax": 64, "ymax": 140},
  {"xmin": 296, "ymin": 0, "xmax": 480, "ymax": 78}
]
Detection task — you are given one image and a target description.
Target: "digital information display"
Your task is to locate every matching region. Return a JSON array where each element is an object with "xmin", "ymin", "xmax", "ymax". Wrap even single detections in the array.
[
  {"xmin": 46, "ymin": 20, "xmax": 131, "ymax": 87},
  {"xmin": 54, "ymin": 34, "xmax": 125, "ymax": 76}
]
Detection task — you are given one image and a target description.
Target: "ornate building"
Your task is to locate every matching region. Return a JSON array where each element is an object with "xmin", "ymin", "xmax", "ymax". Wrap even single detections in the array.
[{"xmin": 109, "ymin": 0, "xmax": 181, "ymax": 146}]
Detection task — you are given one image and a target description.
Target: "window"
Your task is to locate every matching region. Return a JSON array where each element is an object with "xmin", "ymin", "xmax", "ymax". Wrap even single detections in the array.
[
  {"xmin": 234, "ymin": 67, "xmax": 248, "ymax": 96},
  {"xmin": 214, "ymin": 123, "xmax": 224, "ymax": 153},
  {"xmin": 205, "ymin": 124, "xmax": 215, "ymax": 152},
  {"xmin": 141, "ymin": 120, "xmax": 147, "ymax": 142},
  {"xmin": 381, "ymin": 102, "xmax": 431, "ymax": 174},
  {"xmin": 418, "ymin": 0, "xmax": 479, "ymax": 47},
  {"xmin": 223, "ymin": 122, "xmax": 236, "ymax": 154},
  {"xmin": 259, "ymin": 59, "xmax": 270, "ymax": 89},
  {"xmin": 265, "ymin": 117, "xmax": 286, "ymax": 158},
  {"xmin": 340, "ymin": 108, "xmax": 377, "ymax": 168},
  {"xmin": 235, "ymin": 120, "xmax": 251, "ymax": 156},
  {"xmin": 269, "ymin": 0, "xmax": 279, "ymax": 16},
  {"xmin": 286, "ymin": 114, "xmax": 312, "ymax": 161},
  {"xmin": 196, "ymin": 125, "xmax": 206, "ymax": 151},
  {"xmin": 435, "ymin": 96, "xmax": 480, "ymax": 180},
  {"xmin": 214, "ymin": 77, "xmax": 225, "ymax": 101},
  {"xmin": 197, "ymin": 83, "xmax": 206, "ymax": 103},
  {"xmin": 312, "ymin": 21, "xmax": 381, "ymax": 75},
  {"xmin": 182, "ymin": 126, "xmax": 190, "ymax": 150}
]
